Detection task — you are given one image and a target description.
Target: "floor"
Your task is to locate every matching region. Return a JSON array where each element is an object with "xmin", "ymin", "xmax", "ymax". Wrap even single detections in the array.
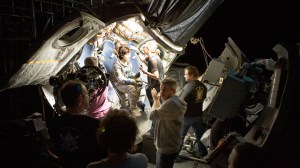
[
  {"xmin": 148, "ymin": 160, "xmax": 210, "ymax": 168},
  {"xmin": 147, "ymin": 149, "xmax": 211, "ymax": 168}
]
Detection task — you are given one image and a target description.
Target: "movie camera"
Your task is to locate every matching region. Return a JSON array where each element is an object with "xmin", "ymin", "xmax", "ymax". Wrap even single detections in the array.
[{"xmin": 49, "ymin": 63, "xmax": 109, "ymax": 115}]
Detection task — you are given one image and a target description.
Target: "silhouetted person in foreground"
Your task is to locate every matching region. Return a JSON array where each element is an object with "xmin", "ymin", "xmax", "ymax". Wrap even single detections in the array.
[
  {"xmin": 47, "ymin": 80, "xmax": 107, "ymax": 168},
  {"xmin": 87, "ymin": 108, "xmax": 148, "ymax": 168},
  {"xmin": 228, "ymin": 142, "xmax": 263, "ymax": 168}
]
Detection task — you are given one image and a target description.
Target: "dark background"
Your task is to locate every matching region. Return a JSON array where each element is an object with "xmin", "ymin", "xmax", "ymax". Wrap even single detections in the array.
[
  {"xmin": 0, "ymin": 0, "xmax": 298, "ymax": 122},
  {"xmin": 0, "ymin": 1, "xmax": 299, "ymax": 167},
  {"xmin": 176, "ymin": 0, "xmax": 298, "ymax": 73}
]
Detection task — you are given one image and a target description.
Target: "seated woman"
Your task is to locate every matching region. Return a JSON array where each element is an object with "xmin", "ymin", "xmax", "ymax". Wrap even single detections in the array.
[
  {"xmin": 110, "ymin": 45, "xmax": 143, "ymax": 118},
  {"xmin": 87, "ymin": 108, "xmax": 148, "ymax": 168}
]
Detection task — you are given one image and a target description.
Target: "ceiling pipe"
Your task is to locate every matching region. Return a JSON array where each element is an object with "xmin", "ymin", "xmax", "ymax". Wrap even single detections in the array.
[{"xmin": 31, "ymin": 0, "xmax": 37, "ymax": 39}]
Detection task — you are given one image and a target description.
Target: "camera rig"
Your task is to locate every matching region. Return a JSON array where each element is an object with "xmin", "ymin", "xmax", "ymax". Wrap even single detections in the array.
[{"xmin": 49, "ymin": 64, "xmax": 108, "ymax": 116}]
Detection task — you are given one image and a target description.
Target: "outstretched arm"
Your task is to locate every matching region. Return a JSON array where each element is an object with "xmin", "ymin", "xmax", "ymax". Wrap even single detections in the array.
[
  {"xmin": 140, "ymin": 66, "xmax": 159, "ymax": 80},
  {"xmin": 137, "ymin": 53, "xmax": 148, "ymax": 64}
]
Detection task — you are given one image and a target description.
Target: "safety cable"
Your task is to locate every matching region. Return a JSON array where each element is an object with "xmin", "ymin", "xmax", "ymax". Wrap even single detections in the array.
[{"xmin": 199, "ymin": 37, "xmax": 213, "ymax": 68}]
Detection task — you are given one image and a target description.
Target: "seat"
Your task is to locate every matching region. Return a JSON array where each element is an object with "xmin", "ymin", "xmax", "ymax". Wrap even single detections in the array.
[{"xmin": 101, "ymin": 40, "xmax": 116, "ymax": 75}]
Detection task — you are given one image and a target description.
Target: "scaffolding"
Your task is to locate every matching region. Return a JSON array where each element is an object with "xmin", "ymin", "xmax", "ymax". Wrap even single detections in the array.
[{"xmin": 0, "ymin": 0, "xmax": 108, "ymax": 82}]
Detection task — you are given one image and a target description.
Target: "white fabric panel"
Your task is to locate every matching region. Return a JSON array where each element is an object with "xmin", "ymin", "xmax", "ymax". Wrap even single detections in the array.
[{"xmin": 2, "ymin": 12, "xmax": 104, "ymax": 91}]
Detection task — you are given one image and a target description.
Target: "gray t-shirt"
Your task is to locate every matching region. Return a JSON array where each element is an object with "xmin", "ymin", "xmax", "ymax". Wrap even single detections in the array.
[{"xmin": 147, "ymin": 54, "xmax": 164, "ymax": 89}]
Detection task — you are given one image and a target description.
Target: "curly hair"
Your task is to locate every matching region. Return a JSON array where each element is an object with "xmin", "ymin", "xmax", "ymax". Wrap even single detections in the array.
[{"xmin": 98, "ymin": 108, "xmax": 138, "ymax": 153}]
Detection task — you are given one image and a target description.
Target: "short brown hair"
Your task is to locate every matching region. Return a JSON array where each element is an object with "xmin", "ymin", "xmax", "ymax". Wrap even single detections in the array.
[
  {"xmin": 161, "ymin": 77, "xmax": 177, "ymax": 90},
  {"xmin": 184, "ymin": 66, "xmax": 200, "ymax": 77},
  {"xmin": 118, "ymin": 45, "xmax": 131, "ymax": 60}
]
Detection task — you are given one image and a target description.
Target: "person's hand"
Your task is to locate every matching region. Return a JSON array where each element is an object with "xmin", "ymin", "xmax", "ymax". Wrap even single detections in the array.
[
  {"xmin": 139, "ymin": 65, "xmax": 145, "ymax": 74},
  {"xmin": 151, "ymin": 88, "xmax": 160, "ymax": 101},
  {"xmin": 129, "ymin": 79, "xmax": 136, "ymax": 85}
]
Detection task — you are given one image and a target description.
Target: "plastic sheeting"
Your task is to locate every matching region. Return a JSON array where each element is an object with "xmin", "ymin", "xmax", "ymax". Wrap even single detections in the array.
[
  {"xmin": 1, "ymin": 0, "xmax": 224, "ymax": 91},
  {"xmin": 143, "ymin": 0, "xmax": 224, "ymax": 46}
]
